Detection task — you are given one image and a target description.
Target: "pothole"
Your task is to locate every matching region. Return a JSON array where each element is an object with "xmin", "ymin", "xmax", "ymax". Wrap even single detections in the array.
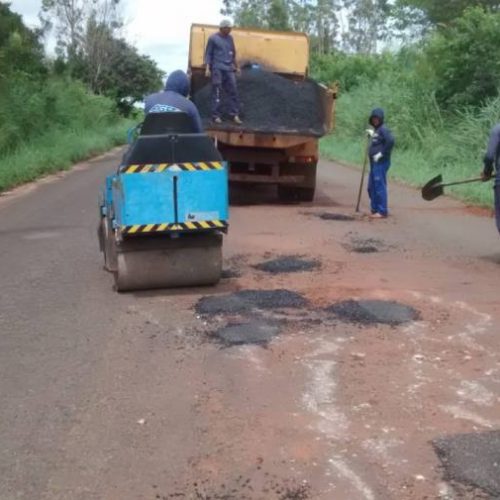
[
  {"xmin": 433, "ymin": 431, "xmax": 500, "ymax": 498},
  {"xmin": 326, "ymin": 300, "xmax": 419, "ymax": 326},
  {"xmin": 213, "ymin": 320, "xmax": 281, "ymax": 346},
  {"xmin": 344, "ymin": 237, "xmax": 388, "ymax": 254},
  {"xmin": 196, "ymin": 289, "xmax": 309, "ymax": 316},
  {"xmin": 254, "ymin": 255, "xmax": 320, "ymax": 274},
  {"xmin": 317, "ymin": 212, "xmax": 355, "ymax": 222}
]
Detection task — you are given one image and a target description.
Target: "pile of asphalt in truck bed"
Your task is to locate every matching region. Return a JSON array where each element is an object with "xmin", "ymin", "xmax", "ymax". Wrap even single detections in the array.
[{"xmin": 192, "ymin": 68, "xmax": 326, "ymax": 136}]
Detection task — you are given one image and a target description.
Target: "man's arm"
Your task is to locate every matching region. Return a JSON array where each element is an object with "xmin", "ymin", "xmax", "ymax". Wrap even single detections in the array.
[
  {"xmin": 231, "ymin": 36, "xmax": 238, "ymax": 71},
  {"xmin": 188, "ymin": 102, "xmax": 204, "ymax": 133},
  {"xmin": 204, "ymin": 36, "xmax": 214, "ymax": 67},
  {"xmin": 381, "ymin": 126, "xmax": 395, "ymax": 157}
]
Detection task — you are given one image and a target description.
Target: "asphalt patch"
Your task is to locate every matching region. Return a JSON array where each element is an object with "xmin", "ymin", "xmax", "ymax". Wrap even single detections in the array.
[
  {"xmin": 213, "ymin": 320, "xmax": 281, "ymax": 346},
  {"xmin": 196, "ymin": 289, "xmax": 309, "ymax": 316},
  {"xmin": 326, "ymin": 300, "xmax": 419, "ymax": 326},
  {"xmin": 433, "ymin": 431, "xmax": 500, "ymax": 498},
  {"xmin": 254, "ymin": 255, "xmax": 320, "ymax": 274},
  {"xmin": 318, "ymin": 212, "xmax": 355, "ymax": 222},
  {"xmin": 193, "ymin": 68, "xmax": 325, "ymax": 136}
]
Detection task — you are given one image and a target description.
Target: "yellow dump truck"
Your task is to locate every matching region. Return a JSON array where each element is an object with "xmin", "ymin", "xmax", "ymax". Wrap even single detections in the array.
[{"xmin": 189, "ymin": 24, "xmax": 336, "ymax": 202}]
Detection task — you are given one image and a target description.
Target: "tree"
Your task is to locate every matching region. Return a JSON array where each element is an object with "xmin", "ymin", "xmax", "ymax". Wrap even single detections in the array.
[
  {"xmin": 394, "ymin": 0, "xmax": 500, "ymax": 28},
  {"xmin": 342, "ymin": 0, "xmax": 391, "ymax": 53},
  {"xmin": 268, "ymin": 0, "xmax": 290, "ymax": 30},
  {"xmin": 424, "ymin": 7, "xmax": 500, "ymax": 107},
  {"xmin": 0, "ymin": 2, "xmax": 45, "ymax": 76},
  {"xmin": 97, "ymin": 37, "xmax": 163, "ymax": 115}
]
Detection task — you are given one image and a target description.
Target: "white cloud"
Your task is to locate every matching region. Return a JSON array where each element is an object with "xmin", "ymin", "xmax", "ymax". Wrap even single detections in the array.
[{"xmin": 9, "ymin": 0, "xmax": 224, "ymax": 74}]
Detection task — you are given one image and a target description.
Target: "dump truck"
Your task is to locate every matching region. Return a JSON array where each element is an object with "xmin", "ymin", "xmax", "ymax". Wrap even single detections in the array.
[{"xmin": 189, "ymin": 24, "xmax": 336, "ymax": 202}]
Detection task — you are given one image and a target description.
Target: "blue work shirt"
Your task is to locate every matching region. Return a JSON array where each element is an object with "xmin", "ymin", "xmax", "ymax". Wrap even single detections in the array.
[
  {"xmin": 204, "ymin": 32, "xmax": 237, "ymax": 71},
  {"xmin": 144, "ymin": 90, "xmax": 203, "ymax": 133},
  {"xmin": 369, "ymin": 108, "xmax": 395, "ymax": 162}
]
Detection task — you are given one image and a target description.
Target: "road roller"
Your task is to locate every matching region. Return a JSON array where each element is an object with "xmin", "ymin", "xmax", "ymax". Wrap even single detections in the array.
[{"xmin": 98, "ymin": 112, "xmax": 229, "ymax": 292}]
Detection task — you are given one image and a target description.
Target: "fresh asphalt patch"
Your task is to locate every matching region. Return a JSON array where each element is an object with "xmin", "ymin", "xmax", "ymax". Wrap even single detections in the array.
[
  {"xmin": 196, "ymin": 290, "xmax": 309, "ymax": 316},
  {"xmin": 212, "ymin": 320, "xmax": 282, "ymax": 347},
  {"xmin": 326, "ymin": 299, "xmax": 420, "ymax": 326},
  {"xmin": 254, "ymin": 255, "xmax": 320, "ymax": 274},
  {"xmin": 433, "ymin": 431, "xmax": 500, "ymax": 499}
]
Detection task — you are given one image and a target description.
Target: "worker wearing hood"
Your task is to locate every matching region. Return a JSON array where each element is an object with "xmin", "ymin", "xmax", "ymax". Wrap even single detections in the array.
[
  {"xmin": 144, "ymin": 70, "xmax": 203, "ymax": 133},
  {"xmin": 482, "ymin": 123, "xmax": 500, "ymax": 235},
  {"xmin": 367, "ymin": 108, "xmax": 395, "ymax": 218}
]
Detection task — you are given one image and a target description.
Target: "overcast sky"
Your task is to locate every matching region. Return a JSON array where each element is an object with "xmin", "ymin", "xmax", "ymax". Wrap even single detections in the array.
[{"xmin": 9, "ymin": 0, "xmax": 224, "ymax": 75}]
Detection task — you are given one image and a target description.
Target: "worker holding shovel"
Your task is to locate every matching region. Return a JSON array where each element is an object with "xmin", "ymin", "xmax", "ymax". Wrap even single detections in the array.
[
  {"xmin": 366, "ymin": 108, "xmax": 395, "ymax": 219},
  {"xmin": 482, "ymin": 123, "xmax": 500, "ymax": 235}
]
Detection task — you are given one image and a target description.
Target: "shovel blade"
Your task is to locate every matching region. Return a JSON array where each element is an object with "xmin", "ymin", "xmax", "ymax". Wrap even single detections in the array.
[{"xmin": 422, "ymin": 174, "xmax": 444, "ymax": 201}]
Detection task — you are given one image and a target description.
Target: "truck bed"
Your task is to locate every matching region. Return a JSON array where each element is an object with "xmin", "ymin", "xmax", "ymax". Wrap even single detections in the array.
[{"xmin": 192, "ymin": 69, "xmax": 329, "ymax": 138}]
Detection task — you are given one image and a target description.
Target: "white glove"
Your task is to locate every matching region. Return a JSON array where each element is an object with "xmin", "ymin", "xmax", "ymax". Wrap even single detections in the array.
[
  {"xmin": 373, "ymin": 152, "xmax": 383, "ymax": 162},
  {"xmin": 366, "ymin": 128, "xmax": 374, "ymax": 138}
]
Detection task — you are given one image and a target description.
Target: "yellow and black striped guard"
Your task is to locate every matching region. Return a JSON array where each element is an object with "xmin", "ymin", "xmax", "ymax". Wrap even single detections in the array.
[
  {"xmin": 122, "ymin": 220, "xmax": 228, "ymax": 235},
  {"xmin": 121, "ymin": 162, "xmax": 224, "ymax": 174}
]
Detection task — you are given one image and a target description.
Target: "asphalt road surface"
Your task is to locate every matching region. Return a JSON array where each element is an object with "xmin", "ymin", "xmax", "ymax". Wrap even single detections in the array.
[{"xmin": 1, "ymin": 149, "xmax": 499, "ymax": 500}]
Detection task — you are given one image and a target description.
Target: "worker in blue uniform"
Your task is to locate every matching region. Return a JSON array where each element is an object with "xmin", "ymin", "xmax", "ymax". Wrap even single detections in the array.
[
  {"xmin": 144, "ymin": 70, "xmax": 203, "ymax": 132},
  {"xmin": 204, "ymin": 19, "xmax": 242, "ymax": 125},
  {"xmin": 482, "ymin": 123, "xmax": 500, "ymax": 235},
  {"xmin": 367, "ymin": 108, "xmax": 395, "ymax": 218}
]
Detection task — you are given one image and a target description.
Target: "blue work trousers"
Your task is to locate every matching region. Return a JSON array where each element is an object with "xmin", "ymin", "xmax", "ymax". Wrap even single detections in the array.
[
  {"xmin": 368, "ymin": 159, "xmax": 391, "ymax": 216},
  {"xmin": 211, "ymin": 68, "xmax": 240, "ymax": 119}
]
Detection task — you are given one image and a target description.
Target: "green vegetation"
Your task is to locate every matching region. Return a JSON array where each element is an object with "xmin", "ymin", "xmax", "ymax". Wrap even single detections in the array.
[
  {"xmin": 318, "ymin": 6, "xmax": 500, "ymax": 206},
  {"xmin": 0, "ymin": 1, "xmax": 161, "ymax": 192}
]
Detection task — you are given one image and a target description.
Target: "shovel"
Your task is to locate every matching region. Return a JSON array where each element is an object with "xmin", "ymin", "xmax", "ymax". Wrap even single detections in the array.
[{"xmin": 421, "ymin": 174, "xmax": 487, "ymax": 201}]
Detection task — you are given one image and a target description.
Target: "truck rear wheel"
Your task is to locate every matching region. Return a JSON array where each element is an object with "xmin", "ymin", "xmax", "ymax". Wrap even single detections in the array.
[
  {"xmin": 277, "ymin": 185, "xmax": 299, "ymax": 202},
  {"xmin": 277, "ymin": 186, "xmax": 316, "ymax": 202},
  {"xmin": 298, "ymin": 187, "xmax": 315, "ymax": 202}
]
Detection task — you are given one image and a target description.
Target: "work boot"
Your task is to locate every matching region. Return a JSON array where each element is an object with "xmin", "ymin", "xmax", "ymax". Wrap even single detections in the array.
[
  {"xmin": 233, "ymin": 115, "xmax": 243, "ymax": 125},
  {"xmin": 213, "ymin": 117, "xmax": 222, "ymax": 124}
]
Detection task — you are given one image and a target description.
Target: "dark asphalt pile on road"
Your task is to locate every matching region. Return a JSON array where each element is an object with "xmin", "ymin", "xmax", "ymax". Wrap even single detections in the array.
[
  {"xmin": 254, "ymin": 255, "xmax": 320, "ymax": 274},
  {"xmin": 196, "ymin": 289, "xmax": 309, "ymax": 316},
  {"xmin": 327, "ymin": 300, "xmax": 420, "ymax": 326},
  {"xmin": 214, "ymin": 320, "xmax": 281, "ymax": 346},
  {"xmin": 433, "ymin": 431, "xmax": 500, "ymax": 498},
  {"xmin": 192, "ymin": 69, "xmax": 325, "ymax": 136}
]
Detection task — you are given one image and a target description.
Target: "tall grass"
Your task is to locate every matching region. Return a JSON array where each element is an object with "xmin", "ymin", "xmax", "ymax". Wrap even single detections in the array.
[
  {"xmin": 321, "ymin": 70, "xmax": 498, "ymax": 207},
  {"xmin": 0, "ymin": 122, "xmax": 131, "ymax": 192},
  {"xmin": 0, "ymin": 75, "xmax": 130, "ymax": 191}
]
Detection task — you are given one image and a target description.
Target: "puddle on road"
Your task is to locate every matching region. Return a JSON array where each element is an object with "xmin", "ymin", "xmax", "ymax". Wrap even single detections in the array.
[
  {"xmin": 326, "ymin": 300, "xmax": 420, "ymax": 326},
  {"xmin": 196, "ymin": 290, "xmax": 309, "ymax": 316},
  {"xmin": 433, "ymin": 431, "xmax": 500, "ymax": 498},
  {"xmin": 254, "ymin": 255, "xmax": 320, "ymax": 274}
]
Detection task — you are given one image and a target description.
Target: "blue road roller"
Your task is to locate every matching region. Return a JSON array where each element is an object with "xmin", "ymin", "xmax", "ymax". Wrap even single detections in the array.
[{"xmin": 98, "ymin": 112, "xmax": 229, "ymax": 291}]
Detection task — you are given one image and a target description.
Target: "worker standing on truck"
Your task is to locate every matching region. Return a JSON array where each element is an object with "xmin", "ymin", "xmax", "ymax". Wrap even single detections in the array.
[
  {"xmin": 204, "ymin": 20, "xmax": 242, "ymax": 125},
  {"xmin": 367, "ymin": 108, "xmax": 395, "ymax": 219},
  {"xmin": 481, "ymin": 123, "xmax": 500, "ymax": 235},
  {"xmin": 144, "ymin": 70, "xmax": 203, "ymax": 132}
]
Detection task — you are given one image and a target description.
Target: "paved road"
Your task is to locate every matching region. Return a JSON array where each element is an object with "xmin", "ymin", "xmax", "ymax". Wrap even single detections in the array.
[{"xmin": 1, "ymin": 149, "xmax": 499, "ymax": 499}]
